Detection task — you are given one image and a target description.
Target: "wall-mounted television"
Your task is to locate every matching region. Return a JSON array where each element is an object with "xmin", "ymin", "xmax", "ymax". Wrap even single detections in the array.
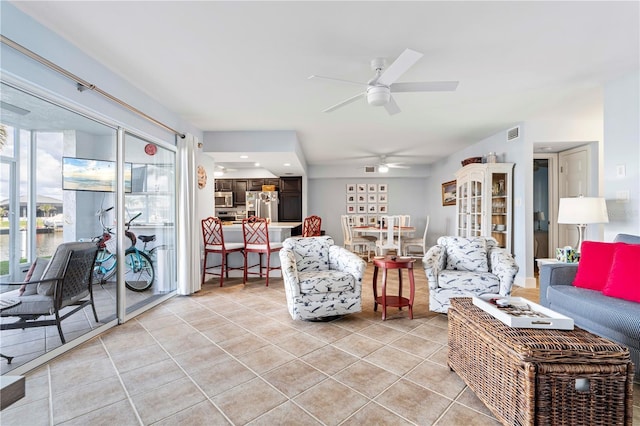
[{"xmin": 62, "ymin": 157, "xmax": 132, "ymax": 193}]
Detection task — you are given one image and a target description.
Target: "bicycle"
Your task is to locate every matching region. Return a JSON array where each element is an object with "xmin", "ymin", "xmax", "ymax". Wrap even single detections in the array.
[{"xmin": 92, "ymin": 207, "xmax": 157, "ymax": 292}]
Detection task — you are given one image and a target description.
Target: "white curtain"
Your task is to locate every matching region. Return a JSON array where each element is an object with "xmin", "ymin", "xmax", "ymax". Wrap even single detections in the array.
[{"xmin": 176, "ymin": 133, "xmax": 202, "ymax": 294}]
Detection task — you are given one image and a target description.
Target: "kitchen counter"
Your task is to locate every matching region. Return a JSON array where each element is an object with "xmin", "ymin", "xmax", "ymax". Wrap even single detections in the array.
[
  {"xmin": 221, "ymin": 222, "xmax": 301, "ymax": 230},
  {"xmin": 209, "ymin": 222, "xmax": 302, "ymax": 279}
]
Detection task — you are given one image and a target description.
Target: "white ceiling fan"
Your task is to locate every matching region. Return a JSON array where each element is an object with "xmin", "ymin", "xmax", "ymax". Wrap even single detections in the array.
[
  {"xmin": 309, "ymin": 48, "xmax": 458, "ymax": 115},
  {"xmin": 375, "ymin": 155, "xmax": 410, "ymax": 173}
]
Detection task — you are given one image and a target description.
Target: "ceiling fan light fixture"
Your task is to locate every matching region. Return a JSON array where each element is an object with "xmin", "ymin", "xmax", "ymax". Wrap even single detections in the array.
[
  {"xmin": 378, "ymin": 164, "xmax": 389, "ymax": 173},
  {"xmin": 367, "ymin": 86, "xmax": 390, "ymax": 106}
]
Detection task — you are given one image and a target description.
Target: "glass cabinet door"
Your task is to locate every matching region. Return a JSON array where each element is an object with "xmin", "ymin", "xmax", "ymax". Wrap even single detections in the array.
[{"xmin": 490, "ymin": 172, "xmax": 509, "ymax": 249}]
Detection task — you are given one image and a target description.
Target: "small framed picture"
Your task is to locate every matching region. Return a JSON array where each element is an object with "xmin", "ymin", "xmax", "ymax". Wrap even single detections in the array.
[
  {"xmin": 346, "ymin": 184, "xmax": 356, "ymax": 194},
  {"xmin": 346, "ymin": 194, "xmax": 356, "ymax": 203},
  {"xmin": 346, "ymin": 205, "xmax": 356, "ymax": 214},
  {"xmin": 368, "ymin": 204, "xmax": 378, "ymax": 213},
  {"xmin": 378, "ymin": 193, "xmax": 387, "ymax": 203},
  {"xmin": 357, "ymin": 184, "xmax": 367, "ymax": 193},
  {"xmin": 357, "ymin": 194, "xmax": 366, "ymax": 203},
  {"xmin": 367, "ymin": 194, "xmax": 377, "ymax": 203},
  {"xmin": 356, "ymin": 215, "xmax": 367, "ymax": 226},
  {"xmin": 357, "ymin": 204, "xmax": 366, "ymax": 213},
  {"xmin": 378, "ymin": 184, "xmax": 387, "ymax": 193},
  {"xmin": 442, "ymin": 180, "xmax": 457, "ymax": 206},
  {"xmin": 368, "ymin": 215, "xmax": 378, "ymax": 225},
  {"xmin": 368, "ymin": 183, "xmax": 377, "ymax": 193},
  {"xmin": 378, "ymin": 204, "xmax": 388, "ymax": 213}
]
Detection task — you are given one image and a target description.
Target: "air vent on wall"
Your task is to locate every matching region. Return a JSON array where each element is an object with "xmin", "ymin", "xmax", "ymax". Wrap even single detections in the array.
[
  {"xmin": 507, "ymin": 126, "xmax": 520, "ymax": 141},
  {"xmin": 364, "ymin": 166, "xmax": 376, "ymax": 173}
]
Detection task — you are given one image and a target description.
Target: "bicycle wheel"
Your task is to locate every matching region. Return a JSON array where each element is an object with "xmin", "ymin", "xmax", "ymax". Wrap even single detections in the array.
[
  {"xmin": 123, "ymin": 249, "xmax": 155, "ymax": 292},
  {"xmin": 93, "ymin": 249, "xmax": 116, "ymax": 284},
  {"xmin": 147, "ymin": 244, "xmax": 169, "ymax": 263}
]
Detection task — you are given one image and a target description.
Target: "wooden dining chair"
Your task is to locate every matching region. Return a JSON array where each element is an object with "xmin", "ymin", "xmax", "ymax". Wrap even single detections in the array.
[
  {"xmin": 201, "ymin": 217, "xmax": 245, "ymax": 286},
  {"xmin": 302, "ymin": 215, "xmax": 322, "ymax": 237},
  {"xmin": 242, "ymin": 216, "xmax": 282, "ymax": 286}
]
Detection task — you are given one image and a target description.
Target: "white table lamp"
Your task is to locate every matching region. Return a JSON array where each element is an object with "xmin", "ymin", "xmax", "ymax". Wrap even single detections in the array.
[
  {"xmin": 557, "ymin": 196, "xmax": 609, "ymax": 253},
  {"xmin": 534, "ymin": 211, "xmax": 546, "ymax": 231}
]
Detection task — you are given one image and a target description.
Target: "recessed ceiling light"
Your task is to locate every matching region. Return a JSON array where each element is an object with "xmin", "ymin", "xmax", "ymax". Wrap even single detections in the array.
[
  {"xmin": 284, "ymin": 163, "xmax": 291, "ymax": 166},
  {"xmin": 254, "ymin": 162, "xmax": 260, "ymax": 167},
  {"xmin": 239, "ymin": 155, "xmax": 249, "ymax": 159}
]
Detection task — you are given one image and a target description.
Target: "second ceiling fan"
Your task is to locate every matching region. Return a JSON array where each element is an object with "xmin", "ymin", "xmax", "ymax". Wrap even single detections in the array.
[{"xmin": 309, "ymin": 48, "xmax": 458, "ymax": 115}]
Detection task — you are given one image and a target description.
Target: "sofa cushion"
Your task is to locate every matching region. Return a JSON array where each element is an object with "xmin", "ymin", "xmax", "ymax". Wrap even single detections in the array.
[
  {"xmin": 572, "ymin": 241, "xmax": 618, "ymax": 291},
  {"xmin": 547, "ymin": 284, "xmax": 640, "ymax": 353},
  {"xmin": 602, "ymin": 243, "xmax": 640, "ymax": 303},
  {"xmin": 444, "ymin": 237, "xmax": 489, "ymax": 272},
  {"xmin": 298, "ymin": 270, "xmax": 355, "ymax": 294}
]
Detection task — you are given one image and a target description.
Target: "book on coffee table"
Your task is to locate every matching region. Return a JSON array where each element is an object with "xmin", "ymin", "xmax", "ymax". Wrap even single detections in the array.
[{"xmin": 472, "ymin": 297, "xmax": 574, "ymax": 330}]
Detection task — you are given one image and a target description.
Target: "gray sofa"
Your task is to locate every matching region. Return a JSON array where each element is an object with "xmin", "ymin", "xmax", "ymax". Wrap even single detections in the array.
[{"xmin": 539, "ymin": 233, "xmax": 640, "ymax": 381}]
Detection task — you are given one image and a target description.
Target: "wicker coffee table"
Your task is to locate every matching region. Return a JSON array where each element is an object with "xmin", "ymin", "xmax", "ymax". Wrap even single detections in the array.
[{"xmin": 448, "ymin": 298, "xmax": 634, "ymax": 426}]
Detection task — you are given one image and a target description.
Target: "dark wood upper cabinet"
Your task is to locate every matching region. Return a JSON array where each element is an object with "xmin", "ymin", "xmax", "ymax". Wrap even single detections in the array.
[
  {"xmin": 233, "ymin": 180, "xmax": 247, "ymax": 205},
  {"xmin": 279, "ymin": 177, "xmax": 302, "ymax": 193},
  {"xmin": 248, "ymin": 179, "xmax": 264, "ymax": 191},
  {"xmin": 215, "ymin": 179, "xmax": 233, "ymax": 191}
]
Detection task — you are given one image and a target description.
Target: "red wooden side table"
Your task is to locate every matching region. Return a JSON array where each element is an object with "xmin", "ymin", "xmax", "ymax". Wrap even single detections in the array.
[{"xmin": 372, "ymin": 255, "xmax": 416, "ymax": 320}]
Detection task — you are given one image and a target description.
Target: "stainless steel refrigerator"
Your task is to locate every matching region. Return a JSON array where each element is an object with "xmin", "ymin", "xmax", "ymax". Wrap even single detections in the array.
[{"xmin": 246, "ymin": 191, "xmax": 279, "ymax": 222}]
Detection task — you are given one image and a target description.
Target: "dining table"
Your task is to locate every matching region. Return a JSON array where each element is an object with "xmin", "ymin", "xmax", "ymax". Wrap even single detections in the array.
[{"xmin": 351, "ymin": 225, "xmax": 416, "ymax": 237}]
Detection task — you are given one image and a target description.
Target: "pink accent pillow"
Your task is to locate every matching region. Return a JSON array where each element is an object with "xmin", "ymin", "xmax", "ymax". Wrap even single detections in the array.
[
  {"xmin": 572, "ymin": 241, "xmax": 618, "ymax": 291},
  {"xmin": 602, "ymin": 243, "xmax": 640, "ymax": 303}
]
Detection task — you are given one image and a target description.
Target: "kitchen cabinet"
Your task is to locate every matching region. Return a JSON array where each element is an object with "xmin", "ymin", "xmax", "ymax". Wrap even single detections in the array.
[
  {"xmin": 455, "ymin": 163, "xmax": 514, "ymax": 253},
  {"xmin": 247, "ymin": 179, "xmax": 264, "ymax": 191},
  {"xmin": 233, "ymin": 180, "xmax": 247, "ymax": 205},
  {"xmin": 278, "ymin": 176, "xmax": 302, "ymax": 222},
  {"xmin": 215, "ymin": 179, "xmax": 233, "ymax": 191},
  {"xmin": 279, "ymin": 177, "xmax": 302, "ymax": 193}
]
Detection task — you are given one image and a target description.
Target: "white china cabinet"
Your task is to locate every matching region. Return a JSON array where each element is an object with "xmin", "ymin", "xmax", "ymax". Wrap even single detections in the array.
[{"xmin": 455, "ymin": 163, "xmax": 515, "ymax": 253}]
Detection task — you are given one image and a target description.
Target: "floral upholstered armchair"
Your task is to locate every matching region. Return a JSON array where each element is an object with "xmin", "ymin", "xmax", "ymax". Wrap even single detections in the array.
[
  {"xmin": 279, "ymin": 236, "xmax": 366, "ymax": 320},
  {"xmin": 423, "ymin": 236, "xmax": 519, "ymax": 313}
]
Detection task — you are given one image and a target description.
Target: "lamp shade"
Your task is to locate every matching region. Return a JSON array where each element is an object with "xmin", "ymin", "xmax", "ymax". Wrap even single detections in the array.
[
  {"xmin": 557, "ymin": 197, "xmax": 609, "ymax": 224},
  {"xmin": 534, "ymin": 211, "xmax": 546, "ymax": 221}
]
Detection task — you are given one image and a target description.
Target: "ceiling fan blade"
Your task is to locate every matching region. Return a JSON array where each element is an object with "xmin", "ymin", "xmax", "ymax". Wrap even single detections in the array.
[
  {"xmin": 390, "ymin": 81, "xmax": 459, "ymax": 93},
  {"xmin": 322, "ymin": 92, "xmax": 366, "ymax": 113},
  {"xmin": 384, "ymin": 95, "xmax": 401, "ymax": 115},
  {"xmin": 308, "ymin": 75, "xmax": 367, "ymax": 87},
  {"xmin": 387, "ymin": 163, "xmax": 410, "ymax": 169},
  {"xmin": 376, "ymin": 48, "xmax": 424, "ymax": 87}
]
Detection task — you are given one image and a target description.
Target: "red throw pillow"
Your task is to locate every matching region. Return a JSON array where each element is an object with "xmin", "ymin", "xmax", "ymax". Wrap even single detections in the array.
[
  {"xmin": 602, "ymin": 243, "xmax": 640, "ymax": 303},
  {"xmin": 572, "ymin": 241, "xmax": 618, "ymax": 291}
]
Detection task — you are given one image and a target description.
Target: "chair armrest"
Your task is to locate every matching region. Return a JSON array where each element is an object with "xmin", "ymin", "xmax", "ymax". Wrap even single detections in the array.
[
  {"xmin": 488, "ymin": 248, "xmax": 519, "ymax": 296},
  {"xmin": 278, "ymin": 249, "xmax": 301, "ymax": 297},
  {"xmin": 328, "ymin": 245, "xmax": 366, "ymax": 291},
  {"xmin": 539, "ymin": 263, "xmax": 578, "ymax": 307},
  {"xmin": 423, "ymin": 245, "xmax": 446, "ymax": 290}
]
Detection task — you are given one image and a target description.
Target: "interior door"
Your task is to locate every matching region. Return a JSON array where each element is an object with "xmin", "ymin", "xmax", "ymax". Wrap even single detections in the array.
[{"xmin": 558, "ymin": 146, "xmax": 589, "ymax": 248}]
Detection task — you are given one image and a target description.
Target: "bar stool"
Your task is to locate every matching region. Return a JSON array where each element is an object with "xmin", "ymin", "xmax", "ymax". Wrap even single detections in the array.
[
  {"xmin": 302, "ymin": 215, "xmax": 322, "ymax": 237},
  {"xmin": 242, "ymin": 216, "xmax": 282, "ymax": 286},
  {"xmin": 201, "ymin": 216, "xmax": 244, "ymax": 286}
]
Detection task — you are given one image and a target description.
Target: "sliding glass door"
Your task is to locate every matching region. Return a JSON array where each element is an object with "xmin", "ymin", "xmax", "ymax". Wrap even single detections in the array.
[{"xmin": 0, "ymin": 81, "xmax": 177, "ymax": 375}]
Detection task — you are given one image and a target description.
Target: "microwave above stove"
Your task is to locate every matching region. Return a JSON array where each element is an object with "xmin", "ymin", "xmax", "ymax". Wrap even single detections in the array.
[{"xmin": 214, "ymin": 191, "xmax": 233, "ymax": 208}]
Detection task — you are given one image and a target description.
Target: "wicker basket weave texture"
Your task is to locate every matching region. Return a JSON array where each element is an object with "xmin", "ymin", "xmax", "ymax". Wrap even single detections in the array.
[{"xmin": 448, "ymin": 298, "xmax": 633, "ymax": 426}]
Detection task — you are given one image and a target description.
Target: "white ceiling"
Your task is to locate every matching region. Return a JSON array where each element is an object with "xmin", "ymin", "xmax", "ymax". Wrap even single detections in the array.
[{"xmin": 11, "ymin": 1, "xmax": 639, "ymax": 176}]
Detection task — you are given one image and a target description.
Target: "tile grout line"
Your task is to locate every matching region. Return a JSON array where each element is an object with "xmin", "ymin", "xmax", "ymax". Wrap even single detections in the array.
[
  {"xmin": 47, "ymin": 364, "xmax": 53, "ymax": 426},
  {"xmin": 98, "ymin": 336, "xmax": 145, "ymax": 426}
]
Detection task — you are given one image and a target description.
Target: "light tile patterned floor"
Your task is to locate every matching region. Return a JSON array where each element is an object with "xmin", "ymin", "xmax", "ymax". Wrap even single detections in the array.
[{"xmin": 1, "ymin": 262, "xmax": 638, "ymax": 425}]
